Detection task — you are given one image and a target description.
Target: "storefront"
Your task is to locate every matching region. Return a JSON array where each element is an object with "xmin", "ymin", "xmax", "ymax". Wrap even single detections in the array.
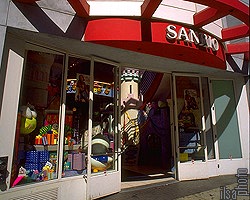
[{"xmin": 0, "ymin": 1, "xmax": 249, "ymax": 200}]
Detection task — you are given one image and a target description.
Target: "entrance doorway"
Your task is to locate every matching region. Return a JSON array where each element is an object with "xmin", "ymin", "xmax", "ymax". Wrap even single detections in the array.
[{"xmin": 121, "ymin": 70, "xmax": 174, "ymax": 183}]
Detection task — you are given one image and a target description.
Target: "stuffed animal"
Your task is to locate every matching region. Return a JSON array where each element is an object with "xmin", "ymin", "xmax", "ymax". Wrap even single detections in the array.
[
  {"xmin": 91, "ymin": 134, "xmax": 113, "ymax": 172},
  {"xmin": 20, "ymin": 105, "xmax": 37, "ymax": 134}
]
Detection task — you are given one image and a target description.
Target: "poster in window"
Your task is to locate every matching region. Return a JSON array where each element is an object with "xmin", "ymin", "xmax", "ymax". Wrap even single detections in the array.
[
  {"xmin": 75, "ymin": 73, "xmax": 90, "ymax": 103},
  {"xmin": 184, "ymin": 89, "xmax": 198, "ymax": 110}
]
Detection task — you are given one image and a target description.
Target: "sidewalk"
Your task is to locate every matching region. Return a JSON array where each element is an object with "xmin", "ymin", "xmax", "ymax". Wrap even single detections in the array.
[{"xmin": 100, "ymin": 175, "xmax": 249, "ymax": 200}]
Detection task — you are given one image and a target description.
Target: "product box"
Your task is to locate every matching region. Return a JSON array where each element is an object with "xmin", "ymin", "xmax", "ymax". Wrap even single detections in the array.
[
  {"xmin": 180, "ymin": 153, "xmax": 188, "ymax": 162},
  {"xmin": 72, "ymin": 153, "xmax": 85, "ymax": 170}
]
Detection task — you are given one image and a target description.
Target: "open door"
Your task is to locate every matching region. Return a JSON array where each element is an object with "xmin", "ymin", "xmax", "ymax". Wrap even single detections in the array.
[
  {"xmin": 173, "ymin": 74, "xmax": 217, "ymax": 180},
  {"xmin": 62, "ymin": 56, "xmax": 121, "ymax": 200},
  {"xmin": 87, "ymin": 58, "xmax": 121, "ymax": 199}
]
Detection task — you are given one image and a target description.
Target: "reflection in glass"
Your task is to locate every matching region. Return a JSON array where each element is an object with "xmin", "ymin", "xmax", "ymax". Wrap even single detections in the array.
[
  {"xmin": 212, "ymin": 80, "xmax": 242, "ymax": 159},
  {"xmin": 11, "ymin": 50, "xmax": 64, "ymax": 186}
]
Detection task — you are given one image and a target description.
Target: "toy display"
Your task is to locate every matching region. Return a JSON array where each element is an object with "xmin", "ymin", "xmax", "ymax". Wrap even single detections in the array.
[
  {"xmin": 66, "ymin": 79, "xmax": 77, "ymax": 94},
  {"xmin": 91, "ymin": 133, "xmax": 113, "ymax": 172},
  {"xmin": 82, "ymin": 128, "xmax": 114, "ymax": 172},
  {"xmin": 12, "ymin": 53, "xmax": 117, "ymax": 187},
  {"xmin": 11, "ymin": 159, "xmax": 56, "ymax": 187},
  {"xmin": 93, "ymin": 81, "xmax": 114, "ymax": 97},
  {"xmin": 34, "ymin": 123, "xmax": 59, "ymax": 145}
]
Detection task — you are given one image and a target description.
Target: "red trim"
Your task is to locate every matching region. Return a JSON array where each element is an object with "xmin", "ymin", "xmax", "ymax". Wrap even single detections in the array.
[
  {"xmin": 84, "ymin": 19, "xmax": 226, "ymax": 70},
  {"xmin": 187, "ymin": 0, "xmax": 249, "ymax": 26},
  {"xmin": 85, "ymin": 19, "xmax": 141, "ymax": 41},
  {"xmin": 15, "ymin": 0, "xmax": 38, "ymax": 2},
  {"xmin": 141, "ymin": 0, "xmax": 162, "ymax": 18},
  {"xmin": 90, "ymin": 40, "xmax": 226, "ymax": 70},
  {"xmin": 67, "ymin": 0, "xmax": 90, "ymax": 18},
  {"xmin": 226, "ymin": 42, "xmax": 249, "ymax": 54},
  {"xmin": 194, "ymin": 7, "xmax": 228, "ymax": 28},
  {"xmin": 222, "ymin": 24, "xmax": 249, "ymax": 42},
  {"xmin": 244, "ymin": 52, "xmax": 249, "ymax": 61}
]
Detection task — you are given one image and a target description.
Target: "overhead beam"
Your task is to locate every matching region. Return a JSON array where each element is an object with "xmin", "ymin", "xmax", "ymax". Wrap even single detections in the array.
[
  {"xmin": 194, "ymin": 7, "xmax": 228, "ymax": 27},
  {"xmin": 244, "ymin": 52, "xmax": 249, "ymax": 61},
  {"xmin": 15, "ymin": 0, "xmax": 39, "ymax": 2},
  {"xmin": 222, "ymin": 24, "xmax": 249, "ymax": 42},
  {"xmin": 67, "ymin": 0, "xmax": 90, "ymax": 18},
  {"xmin": 141, "ymin": 0, "xmax": 162, "ymax": 18},
  {"xmin": 185, "ymin": 0, "xmax": 249, "ymax": 26},
  {"xmin": 226, "ymin": 42, "xmax": 249, "ymax": 54}
]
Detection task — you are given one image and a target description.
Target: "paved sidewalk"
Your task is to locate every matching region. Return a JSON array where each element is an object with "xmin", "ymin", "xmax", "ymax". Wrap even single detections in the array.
[{"xmin": 100, "ymin": 175, "xmax": 249, "ymax": 200}]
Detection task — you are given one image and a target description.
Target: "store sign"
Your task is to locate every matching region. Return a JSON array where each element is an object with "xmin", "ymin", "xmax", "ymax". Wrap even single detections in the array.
[{"xmin": 166, "ymin": 25, "xmax": 219, "ymax": 51}]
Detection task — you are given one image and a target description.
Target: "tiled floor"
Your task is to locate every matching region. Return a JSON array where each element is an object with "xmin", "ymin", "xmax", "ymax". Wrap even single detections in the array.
[
  {"xmin": 121, "ymin": 176, "xmax": 177, "ymax": 190},
  {"xmin": 102, "ymin": 175, "xmax": 238, "ymax": 200},
  {"xmin": 121, "ymin": 165, "xmax": 176, "ymax": 190}
]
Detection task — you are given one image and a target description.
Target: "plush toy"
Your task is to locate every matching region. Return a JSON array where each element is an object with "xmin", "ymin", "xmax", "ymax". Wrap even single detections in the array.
[
  {"xmin": 91, "ymin": 156, "xmax": 113, "ymax": 172},
  {"xmin": 91, "ymin": 134, "xmax": 110, "ymax": 154},
  {"xmin": 91, "ymin": 134, "xmax": 113, "ymax": 172},
  {"xmin": 41, "ymin": 161, "xmax": 53, "ymax": 180},
  {"xmin": 20, "ymin": 105, "xmax": 37, "ymax": 134}
]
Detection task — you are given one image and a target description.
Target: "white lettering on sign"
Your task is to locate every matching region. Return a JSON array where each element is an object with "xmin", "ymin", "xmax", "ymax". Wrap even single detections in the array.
[{"xmin": 166, "ymin": 25, "xmax": 219, "ymax": 51}]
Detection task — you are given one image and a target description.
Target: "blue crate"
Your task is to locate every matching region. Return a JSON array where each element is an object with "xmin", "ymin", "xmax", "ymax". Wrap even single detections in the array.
[
  {"xmin": 39, "ymin": 151, "xmax": 49, "ymax": 163},
  {"xmin": 25, "ymin": 162, "xmax": 39, "ymax": 171},
  {"xmin": 26, "ymin": 151, "xmax": 39, "ymax": 163}
]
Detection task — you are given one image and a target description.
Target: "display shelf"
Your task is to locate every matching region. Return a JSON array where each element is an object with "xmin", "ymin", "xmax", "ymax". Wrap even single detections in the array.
[
  {"xmin": 179, "ymin": 131, "xmax": 201, "ymax": 154},
  {"xmin": 44, "ymin": 110, "xmax": 73, "ymax": 115},
  {"xmin": 34, "ymin": 144, "xmax": 81, "ymax": 151}
]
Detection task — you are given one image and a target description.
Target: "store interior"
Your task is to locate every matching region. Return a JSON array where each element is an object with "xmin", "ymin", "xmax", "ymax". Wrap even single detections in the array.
[
  {"xmin": 121, "ymin": 70, "xmax": 205, "ymax": 182},
  {"xmin": 121, "ymin": 72, "xmax": 174, "ymax": 182}
]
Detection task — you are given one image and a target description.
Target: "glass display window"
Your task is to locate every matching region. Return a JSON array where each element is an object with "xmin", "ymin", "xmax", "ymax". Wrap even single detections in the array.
[
  {"xmin": 11, "ymin": 49, "xmax": 120, "ymax": 187},
  {"xmin": 91, "ymin": 61, "xmax": 118, "ymax": 173},
  {"xmin": 11, "ymin": 50, "xmax": 64, "ymax": 187},
  {"xmin": 62, "ymin": 56, "xmax": 90, "ymax": 178}
]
